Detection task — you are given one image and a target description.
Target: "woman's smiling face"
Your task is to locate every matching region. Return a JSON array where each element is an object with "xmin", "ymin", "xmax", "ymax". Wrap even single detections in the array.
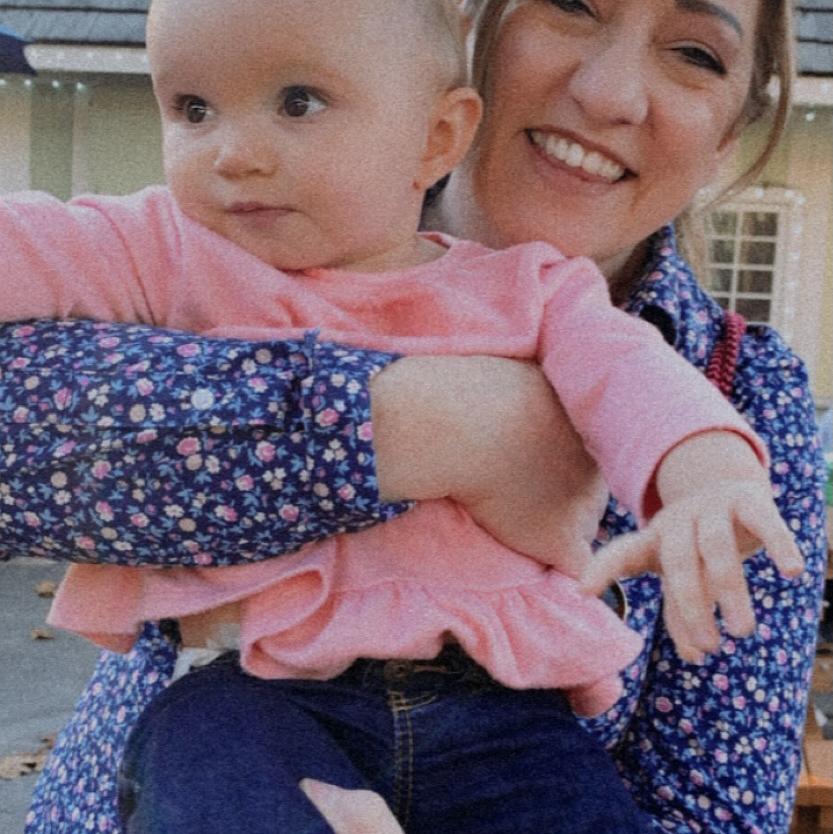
[{"xmin": 446, "ymin": 0, "xmax": 760, "ymax": 275}]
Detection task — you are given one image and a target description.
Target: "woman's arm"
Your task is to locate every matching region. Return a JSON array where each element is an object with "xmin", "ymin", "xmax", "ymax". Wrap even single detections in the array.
[
  {"xmin": 1, "ymin": 319, "xmax": 576, "ymax": 567},
  {"xmin": 0, "ymin": 319, "xmax": 410, "ymax": 565},
  {"xmin": 608, "ymin": 330, "xmax": 828, "ymax": 833}
]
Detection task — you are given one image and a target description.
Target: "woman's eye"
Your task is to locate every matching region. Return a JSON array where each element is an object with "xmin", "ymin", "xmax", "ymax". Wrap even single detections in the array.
[
  {"xmin": 281, "ymin": 86, "xmax": 326, "ymax": 118},
  {"xmin": 676, "ymin": 45, "xmax": 726, "ymax": 76},
  {"xmin": 547, "ymin": 0, "xmax": 593, "ymax": 16},
  {"xmin": 174, "ymin": 96, "xmax": 210, "ymax": 124}
]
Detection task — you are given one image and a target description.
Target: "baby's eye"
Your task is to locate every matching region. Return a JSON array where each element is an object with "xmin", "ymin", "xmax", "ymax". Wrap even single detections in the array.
[
  {"xmin": 173, "ymin": 95, "xmax": 210, "ymax": 124},
  {"xmin": 281, "ymin": 86, "xmax": 327, "ymax": 118}
]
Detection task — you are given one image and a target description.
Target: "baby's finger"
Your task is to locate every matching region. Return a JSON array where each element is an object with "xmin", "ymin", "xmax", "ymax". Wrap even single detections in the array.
[
  {"xmin": 695, "ymin": 514, "xmax": 754, "ymax": 637},
  {"xmin": 663, "ymin": 592, "xmax": 705, "ymax": 665},
  {"xmin": 733, "ymin": 498, "xmax": 803, "ymax": 578},
  {"xmin": 659, "ymin": 523, "xmax": 721, "ymax": 654},
  {"xmin": 580, "ymin": 529, "xmax": 658, "ymax": 595}
]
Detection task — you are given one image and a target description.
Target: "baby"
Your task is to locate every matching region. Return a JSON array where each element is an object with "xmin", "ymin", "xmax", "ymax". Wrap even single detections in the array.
[{"xmin": 0, "ymin": 0, "xmax": 798, "ymax": 823}]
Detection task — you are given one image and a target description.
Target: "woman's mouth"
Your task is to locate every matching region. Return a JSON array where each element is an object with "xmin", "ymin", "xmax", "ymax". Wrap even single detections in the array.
[{"xmin": 527, "ymin": 130, "xmax": 630, "ymax": 183}]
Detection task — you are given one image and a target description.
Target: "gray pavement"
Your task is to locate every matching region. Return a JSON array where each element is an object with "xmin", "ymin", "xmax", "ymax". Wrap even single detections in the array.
[{"xmin": 0, "ymin": 559, "xmax": 99, "ymax": 833}]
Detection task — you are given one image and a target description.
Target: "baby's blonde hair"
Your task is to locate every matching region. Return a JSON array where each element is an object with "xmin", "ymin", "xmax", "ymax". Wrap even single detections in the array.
[{"xmin": 411, "ymin": 0, "xmax": 469, "ymax": 88}]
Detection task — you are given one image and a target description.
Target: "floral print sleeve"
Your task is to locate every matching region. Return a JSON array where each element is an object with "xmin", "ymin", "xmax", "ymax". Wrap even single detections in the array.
[
  {"xmin": 581, "ymin": 228, "xmax": 828, "ymax": 834},
  {"xmin": 611, "ymin": 331, "xmax": 826, "ymax": 834},
  {"xmin": 0, "ymin": 318, "xmax": 411, "ymax": 567}
]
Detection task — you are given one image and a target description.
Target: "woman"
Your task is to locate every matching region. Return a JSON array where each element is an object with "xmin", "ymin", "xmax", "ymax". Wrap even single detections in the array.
[{"xmin": 11, "ymin": 0, "xmax": 827, "ymax": 831}]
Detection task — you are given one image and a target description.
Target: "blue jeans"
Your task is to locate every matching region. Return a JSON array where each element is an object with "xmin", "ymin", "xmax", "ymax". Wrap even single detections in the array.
[{"xmin": 118, "ymin": 647, "xmax": 650, "ymax": 834}]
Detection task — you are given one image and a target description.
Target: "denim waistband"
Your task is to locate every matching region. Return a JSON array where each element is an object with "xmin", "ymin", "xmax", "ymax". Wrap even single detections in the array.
[{"xmin": 207, "ymin": 643, "xmax": 499, "ymax": 695}]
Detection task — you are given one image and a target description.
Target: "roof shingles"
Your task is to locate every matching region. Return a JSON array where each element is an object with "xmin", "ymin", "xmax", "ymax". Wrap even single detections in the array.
[{"xmin": 0, "ymin": 0, "xmax": 831, "ymax": 74}]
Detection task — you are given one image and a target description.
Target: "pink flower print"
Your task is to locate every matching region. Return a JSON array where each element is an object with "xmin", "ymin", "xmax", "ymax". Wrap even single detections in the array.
[
  {"xmin": 714, "ymin": 748, "xmax": 728, "ymax": 764},
  {"xmin": 753, "ymin": 737, "xmax": 768, "ymax": 752},
  {"xmin": 176, "ymin": 342, "xmax": 201, "ymax": 358},
  {"xmin": 23, "ymin": 512, "xmax": 40, "ymax": 527},
  {"xmin": 679, "ymin": 718, "xmax": 693, "ymax": 734},
  {"xmin": 53, "ymin": 388, "xmax": 72, "ymax": 410},
  {"xmin": 279, "ymin": 504, "xmax": 299, "ymax": 522},
  {"xmin": 712, "ymin": 673, "xmax": 729, "ymax": 691},
  {"xmin": 357, "ymin": 422, "xmax": 373, "ymax": 442},
  {"xmin": 732, "ymin": 695, "xmax": 746, "ymax": 710},
  {"xmin": 194, "ymin": 552, "xmax": 214, "ymax": 566},
  {"xmin": 92, "ymin": 460, "xmax": 112, "ymax": 479},
  {"xmin": 9, "ymin": 356, "xmax": 30, "ymax": 369},
  {"xmin": 715, "ymin": 808, "xmax": 733, "ymax": 822},
  {"xmin": 775, "ymin": 648, "xmax": 788, "ymax": 665},
  {"xmin": 214, "ymin": 505, "xmax": 238, "ymax": 523},
  {"xmin": 654, "ymin": 696, "xmax": 673, "ymax": 713},
  {"xmin": 338, "ymin": 484, "xmax": 356, "ymax": 501},
  {"xmin": 248, "ymin": 377, "xmax": 268, "ymax": 393},
  {"xmin": 255, "ymin": 441, "xmax": 276, "ymax": 462},
  {"xmin": 657, "ymin": 786, "xmax": 674, "ymax": 801},
  {"xmin": 98, "ymin": 336, "xmax": 121, "ymax": 349},
  {"xmin": 136, "ymin": 430, "xmax": 158, "ymax": 444},
  {"xmin": 13, "ymin": 324, "xmax": 35, "ymax": 337},
  {"xmin": 12, "ymin": 407, "xmax": 29, "ymax": 423},
  {"xmin": 235, "ymin": 475, "xmax": 254, "ymax": 491},
  {"xmin": 54, "ymin": 441, "xmax": 77, "ymax": 458},
  {"xmin": 176, "ymin": 438, "xmax": 201, "ymax": 457},
  {"xmin": 316, "ymin": 408, "xmax": 339, "ymax": 427},
  {"xmin": 95, "ymin": 501, "xmax": 114, "ymax": 522},
  {"xmin": 130, "ymin": 513, "xmax": 150, "ymax": 528},
  {"xmin": 135, "ymin": 378, "xmax": 154, "ymax": 396},
  {"xmin": 75, "ymin": 536, "xmax": 96, "ymax": 551},
  {"xmin": 690, "ymin": 769, "xmax": 705, "ymax": 787}
]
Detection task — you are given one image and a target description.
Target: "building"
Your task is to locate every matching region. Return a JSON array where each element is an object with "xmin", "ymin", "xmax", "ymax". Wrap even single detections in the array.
[{"xmin": 1, "ymin": 0, "xmax": 831, "ymax": 405}]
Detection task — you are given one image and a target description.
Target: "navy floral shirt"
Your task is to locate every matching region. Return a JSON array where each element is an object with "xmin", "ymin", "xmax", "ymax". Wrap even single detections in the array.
[{"xmin": 4, "ymin": 227, "xmax": 827, "ymax": 833}]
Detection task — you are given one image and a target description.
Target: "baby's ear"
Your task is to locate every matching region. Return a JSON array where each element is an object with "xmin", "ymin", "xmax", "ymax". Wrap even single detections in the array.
[{"xmin": 415, "ymin": 86, "xmax": 482, "ymax": 191}]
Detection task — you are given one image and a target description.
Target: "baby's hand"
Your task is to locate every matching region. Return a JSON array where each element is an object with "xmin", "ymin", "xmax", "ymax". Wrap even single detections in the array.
[{"xmin": 582, "ymin": 432, "xmax": 803, "ymax": 663}]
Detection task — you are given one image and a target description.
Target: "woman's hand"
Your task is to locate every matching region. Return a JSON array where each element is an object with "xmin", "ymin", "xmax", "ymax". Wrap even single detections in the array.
[
  {"xmin": 300, "ymin": 780, "xmax": 404, "ymax": 834},
  {"xmin": 582, "ymin": 431, "xmax": 803, "ymax": 663},
  {"xmin": 371, "ymin": 355, "xmax": 606, "ymax": 575}
]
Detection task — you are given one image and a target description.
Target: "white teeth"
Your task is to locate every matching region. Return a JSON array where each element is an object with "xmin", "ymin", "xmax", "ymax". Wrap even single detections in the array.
[{"xmin": 531, "ymin": 130, "xmax": 626, "ymax": 182}]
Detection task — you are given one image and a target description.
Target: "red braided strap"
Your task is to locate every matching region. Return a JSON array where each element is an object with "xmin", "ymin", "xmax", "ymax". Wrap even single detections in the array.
[{"xmin": 706, "ymin": 310, "xmax": 746, "ymax": 397}]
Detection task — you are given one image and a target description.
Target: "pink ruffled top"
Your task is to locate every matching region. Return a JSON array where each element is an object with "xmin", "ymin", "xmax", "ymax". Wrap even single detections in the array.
[{"xmin": 0, "ymin": 188, "xmax": 765, "ymax": 716}]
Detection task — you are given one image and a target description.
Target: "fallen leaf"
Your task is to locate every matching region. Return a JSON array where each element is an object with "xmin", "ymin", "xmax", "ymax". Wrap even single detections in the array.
[
  {"xmin": 0, "ymin": 748, "xmax": 49, "ymax": 780},
  {"xmin": 35, "ymin": 580, "xmax": 57, "ymax": 598},
  {"xmin": 30, "ymin": 627, "xmax": 54, "ymax": 640}
]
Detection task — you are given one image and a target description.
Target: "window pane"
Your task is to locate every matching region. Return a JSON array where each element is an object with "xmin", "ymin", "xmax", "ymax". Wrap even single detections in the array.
[
  {"xmin": 711, "ymin": 294, "xmax": 731, "ymax": 311},
  {"xmin": 709, "ymin": 211, "xmax": 738, "ymax": 235},
  {"xmin": 742, "ymin": 211, "xmax": 778, "ymax": 237},
  {"xmin": 708, "ymin": 268, "xmax": 734, "ymax": 292},
  {"xmin": 735, "ymin": 297, "xmax": 771, "ymax": 322},
  {"xmin": 709, "ymin": 238, "xmax": 735, "ymax": 264},
  {"xmin": 736, "ymin": 269, "xmax": 773, "ymax": 294},
  {"xmin": 740, "ymin": 240, "xmax": 776, "ymax": 265}
]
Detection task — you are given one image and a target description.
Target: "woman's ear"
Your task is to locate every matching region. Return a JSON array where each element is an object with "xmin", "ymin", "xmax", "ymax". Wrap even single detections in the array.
[{"xmin": 415, "ymin": 86, "xmax": 483, "ymax": 191}]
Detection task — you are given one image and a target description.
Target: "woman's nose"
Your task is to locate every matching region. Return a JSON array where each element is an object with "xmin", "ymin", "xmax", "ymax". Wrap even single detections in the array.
[
  {"xmin": 567, "ymin": 39, "xmax": 649, "ymax": 127},
  {"xmin": 213, "ymin": 125, "xmax": 279, "ymax": 178}
]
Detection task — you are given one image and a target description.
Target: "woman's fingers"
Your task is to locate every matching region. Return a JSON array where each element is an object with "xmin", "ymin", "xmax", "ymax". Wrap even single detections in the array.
[{"xmin": 300, "ymin": 780, "xmax": 404, "ymax": 834}]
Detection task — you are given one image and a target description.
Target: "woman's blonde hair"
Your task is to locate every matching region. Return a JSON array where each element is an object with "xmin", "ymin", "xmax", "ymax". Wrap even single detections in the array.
[{"xmin": 461, "ymin": 0, "xmax": 795, "ymax": 198}]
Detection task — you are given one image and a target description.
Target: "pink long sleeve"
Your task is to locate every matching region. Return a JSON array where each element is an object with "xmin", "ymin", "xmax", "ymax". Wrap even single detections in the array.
[
  {"xmin": 534, "ymin": 252, "xmax": 767, "ymax": 523},
  {"xmin": 0, "ymin": 189, "xmax": 165, "ymax": 323}
]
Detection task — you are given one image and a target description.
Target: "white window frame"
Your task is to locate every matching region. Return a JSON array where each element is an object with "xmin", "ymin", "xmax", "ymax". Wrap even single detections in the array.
[{"xmin": 703, "ymin": 186, "xmax": 805, "ymax": 343}]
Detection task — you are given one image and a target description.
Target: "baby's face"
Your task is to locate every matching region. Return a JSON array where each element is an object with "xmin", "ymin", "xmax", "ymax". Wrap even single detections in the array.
[{"xmin": 148, "ymin": 0, "xmax": 445, "ymax": 272}]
